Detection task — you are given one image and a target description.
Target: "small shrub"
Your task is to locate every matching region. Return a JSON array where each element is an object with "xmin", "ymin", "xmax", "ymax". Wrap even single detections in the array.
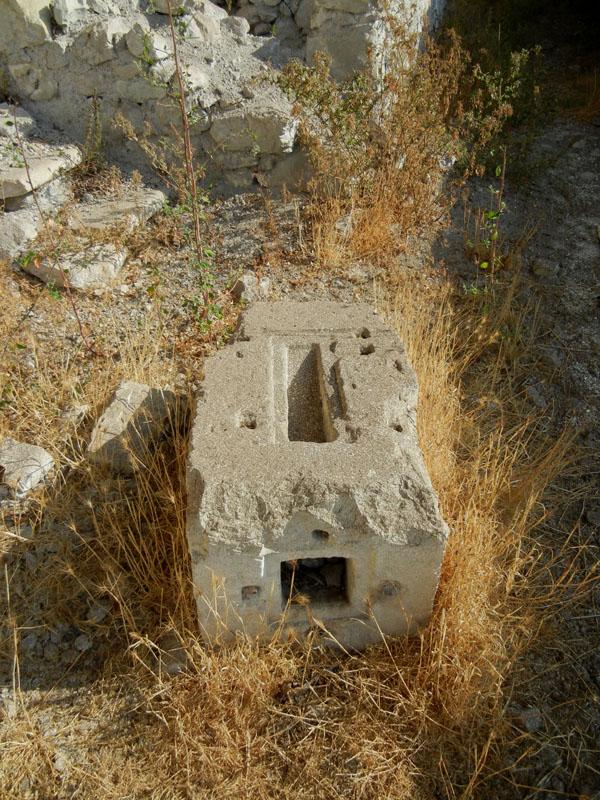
[{"xmin": 276, "ymin": 18, "xmax": 529, "ymax": 264}]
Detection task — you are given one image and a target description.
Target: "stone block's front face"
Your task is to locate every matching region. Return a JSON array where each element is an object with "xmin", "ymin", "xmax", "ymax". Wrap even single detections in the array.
[{"xmin": 186, "ymin": 301, "xmax": 449, "ymax": 649}]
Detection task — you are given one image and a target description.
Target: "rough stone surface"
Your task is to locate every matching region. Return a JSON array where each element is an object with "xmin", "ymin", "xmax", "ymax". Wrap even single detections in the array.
[
  {"xmin": 0, "ymin": 0, "xmax": 52, "ymax": 50},
  {"xmin": 0, "ymin": 103, "xmax": 38, "ymax": 140},
  {"xmin": 231, "ymin": 270, "xmax": 270, "ymax": 302},
  {"xmin": 67, "ymin": 188, "xmax": 165, "ymax": 233},
  {"xmin": 87, "ymin": 380, "xmax": 178, "ymax": 473},
  {"xmin": 0, "ymin": 437, "xmax": 55, "ymax": 497},
  {"xmin": 0, "ymin": 0, "xmax": 443, "ymax": 194},
  {"xmin": 187, "ymin": 301, "xmax": 449, "ymax": 649},
  {"xmin": 0, "ymin": 174, "xmax": 72, "ymax": 262},
  {"xmin": 22, "ymin": 243, "xmax": 127, "ymax": 290},
  {"xmin": 0, "ymin": 145, "xmax": 81, "ymax": 198}
]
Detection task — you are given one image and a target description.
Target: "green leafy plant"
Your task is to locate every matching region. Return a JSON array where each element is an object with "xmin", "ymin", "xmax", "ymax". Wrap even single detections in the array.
[{"xmin": 469, "ymin": 147, "xmax": 507, "ymax": 288}]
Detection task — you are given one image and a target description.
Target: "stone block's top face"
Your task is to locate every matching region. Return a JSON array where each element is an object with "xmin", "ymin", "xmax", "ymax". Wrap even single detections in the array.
[{"xmin": 188, "ymin": 301, "xmax": 448, "ymax": 552}]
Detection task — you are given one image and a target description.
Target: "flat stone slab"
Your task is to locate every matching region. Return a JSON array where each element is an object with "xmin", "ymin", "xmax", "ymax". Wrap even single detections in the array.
[
  {"xmin": 87, "ymin": 381, "xmax": 177, "ymax": 474},
  {"xmin": 0, "ymin": 436, "xmax": 55, "ymax": 497},
  {"xmin": 0, "ymin": 144, "xmax": 81, "ymax": 198},
  {"xmin": 22, "ymin": 242, "xmax": 126, "ymax": 290},
  {"xmin": 67, "ymin": 188, "xmax": 165, "ymax": 233},
  {"xmin": 187, "ymin": 301, "xmax": 449, "ymax": 649},
  {"xmin": 0, "ymin": 174, "xmax": 71, "ymax": 262}
]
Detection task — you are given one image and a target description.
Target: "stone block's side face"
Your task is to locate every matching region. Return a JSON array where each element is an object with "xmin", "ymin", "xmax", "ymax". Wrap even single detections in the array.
[{"xmin": 187, "ymin": 301, "xmax": 448, "ymax": 649}]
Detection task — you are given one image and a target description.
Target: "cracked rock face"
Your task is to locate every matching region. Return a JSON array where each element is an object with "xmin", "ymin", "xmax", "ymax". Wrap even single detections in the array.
[{"xmin": 187, "ymin": 301, "xmax": 449, "ymax": 649}]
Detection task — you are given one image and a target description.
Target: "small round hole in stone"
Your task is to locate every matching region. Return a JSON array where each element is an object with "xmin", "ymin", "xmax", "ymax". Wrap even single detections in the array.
[
  {"xmin": 311, "ymin": 529, "xmax": 329, "ymax": 541},
  {"xmin": 357, "ymin": 328, "xmax": 371, "ymax": 339},
  {"xmin": 360, "ymin": 343, "xmax": 375, "ymax": 355},
  {"xmin": 392, "ymin": 423, "xmax": 403, "ymax": 432},
  {"xmin": 239, "ymin": 412, "xmax": 257, "ymax": 429}
]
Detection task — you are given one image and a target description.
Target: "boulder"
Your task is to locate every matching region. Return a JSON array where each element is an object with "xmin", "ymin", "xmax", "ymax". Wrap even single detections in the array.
[
  {"xmin": 231, "ymin": 271, "xmax": 270, "ymax": 302},
  {"xmin": 72, "ymin": 18, "xmax": 130, "ymax": 66},
  {"xmin": 0, "ymin": 145, "xmax": 81, "ymax": 198},
  {"xmin": 209, "ymin": 107, "xmax": 296, "ymax": 154},
  {"xmin": 7, "ymin": 64, "xmax": 58, "ymax": 102},
  {"xmin": 0, "ymin": 104, "xmax": 37, "ymax": 140},
  {"xmin": 22, "ymin": 243, "xmax": 127, "ymax": 290},
  {"xmin": 67, "ymin": 188, "xmax": 165, "ymax": 233},
  {"xmin": 0, "ymin": 437, "xmax": 55, "ymax": 497},
  {"xmin": 87, "ymin": 381, "xmax": 178, "ymax": 473},
  {"xmin": 0, "ymin": 0, "xmax": 52, "ymax": 50},
  {"xmin": 0, "ymin": 175, "xmax": 72, "ymax": 262}
]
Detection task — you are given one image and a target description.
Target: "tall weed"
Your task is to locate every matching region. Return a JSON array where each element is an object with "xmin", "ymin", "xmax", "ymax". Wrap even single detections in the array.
[{"xmin": 276, "ymin": 18, "xmax": 532, "ymax": 264}]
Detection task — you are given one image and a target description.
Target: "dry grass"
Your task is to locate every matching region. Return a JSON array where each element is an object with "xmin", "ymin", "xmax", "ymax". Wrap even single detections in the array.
[
  {"xmin": 1, "ymin": 251, "xmax": 594, "ymax": 798},
  {"xmin": 0, "ymin": 7, "xmax": 596, "ymax": 789}
]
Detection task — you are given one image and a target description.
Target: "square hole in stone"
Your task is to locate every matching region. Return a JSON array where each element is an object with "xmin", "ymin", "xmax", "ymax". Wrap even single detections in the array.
[{"xmin": 280, "ymin": 557, "xmax": 348, "ymax": 604}]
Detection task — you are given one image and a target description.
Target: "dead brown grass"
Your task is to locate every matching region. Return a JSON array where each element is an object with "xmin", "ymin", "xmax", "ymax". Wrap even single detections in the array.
[{"xmin": 1, "ymin": 254, "xmax": 594, "ymax": 799}]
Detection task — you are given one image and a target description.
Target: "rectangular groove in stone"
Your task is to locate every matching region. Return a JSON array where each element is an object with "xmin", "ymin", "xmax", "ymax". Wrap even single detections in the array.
[{"xmin": 287, "ymin": 344, "xmax": 335, "ymax": 442}]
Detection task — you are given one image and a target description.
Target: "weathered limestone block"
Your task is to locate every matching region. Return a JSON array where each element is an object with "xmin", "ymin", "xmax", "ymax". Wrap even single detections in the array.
[
  {"xmin": 231, "ymin": 270, "xmax": 270, "ymax": 302},
  {"xmin": 0, "ymin": 145, "xmax": 81, "ymax": 198},
  {"xmin": 125, "ymin": 22, "xmax": 172, "ymax": 61},
  {"xmin": 87, "ymin": 381, "xmax": 178, "ymax": 473},
  {"xmin": 22, "ymin": 243, "xmax": 127, "ymax": 290},
  {"xmin": 0, "ymin": 437, "xmax": 55, "ymax": 497},
  {"xmin": 0, "ymin": 104, "xmax": 37, "ymax": 139},
  {"xmin": 150, "ymin": 0, "xmax": 197, "ymax": 14},
  {"xmin": 72, "ymin": 18, "xmax": 130, "ymax": 65},
  {"xmin": 52, "ymin": 0, "xmax": 91, "ymax": 30},
  {"xmin": 210, "ymin": 108, "xmax": 297, "ymax": 154},
  {"xmin": 67, "ymin": 188, "xmax": 165, "ymax": 233},
  {"xmin": 187, "ymin": 301, "xmax": 449, "ymax": 649},
  {"xmin": 220, "ymin": 15, "xmax": 250, "ymax": 36},
  {"xmin": 186, "ymin": 9, "xmax": 221, "ymax": 41},
  {"xmin": 0, "ymin": 0, "xmax": 52, "ymax": 50},
  {"xmin": 0, "ymin": 175, "xmax": 71, "ymax": 261},
  {"xmin": 7, "ymin": 64, "xmax": 58, "ymax": 101},
  {"xmin": 115, "ymin": 77, "xmax": 168, "ymax": 103}
]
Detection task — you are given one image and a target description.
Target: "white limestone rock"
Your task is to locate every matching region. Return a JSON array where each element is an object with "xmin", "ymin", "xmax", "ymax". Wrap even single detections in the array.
[
  {"xmin": 72, "ymin": 18, "xmax": 130, "ymax": 66},
  {"xmin": 219, "ymin": 15, "xmax": 250, "ymax": 36},
  {"xmin": 52, "ymin": 0, "xmax": 90, "ymax": 30},
  {"xmin": 0, "ymin": 104, "xmax": 37, "ymax": 140},
  {"xmin": 0, "ymin": 437, "xmax": 55, "ymax": 497},
  {"xmin": 0, "ymin": 0, "xmax": 52, "ymax": 50},
  {"xmin": 209, "ymin": 106, "xmax": 296, "ymax": 154},
  {"xmin": 67, "ymin": 188, "xmax": 165, "ymax": 233},
  {"xmin": 0, "ymin": 145, "xmax": 81, "ymax": 198},
  {"xmin": 87, "ymin": 380, "xmax": 178, "ymax": 473},
  {"xmin": 0, "ymin": 175, "xmax": 72, "ymax": 262},
  {"xmin": 187, "ymin": 301, "xmax": 449, "ymax": 649},
  {"xmin": 150, "ymin": 0, "xmax": 197, "ymax": 15},
  {"xmin": 22, "ymin": 243, "xmax": 127, "ymax": 290},
  {"xmin": 7, "ymin": 64, "xmax": 58, "ymax": 102},
  {"xmin": 231, "ymin": 271, "xmax": 270, "ymax": 302}
]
